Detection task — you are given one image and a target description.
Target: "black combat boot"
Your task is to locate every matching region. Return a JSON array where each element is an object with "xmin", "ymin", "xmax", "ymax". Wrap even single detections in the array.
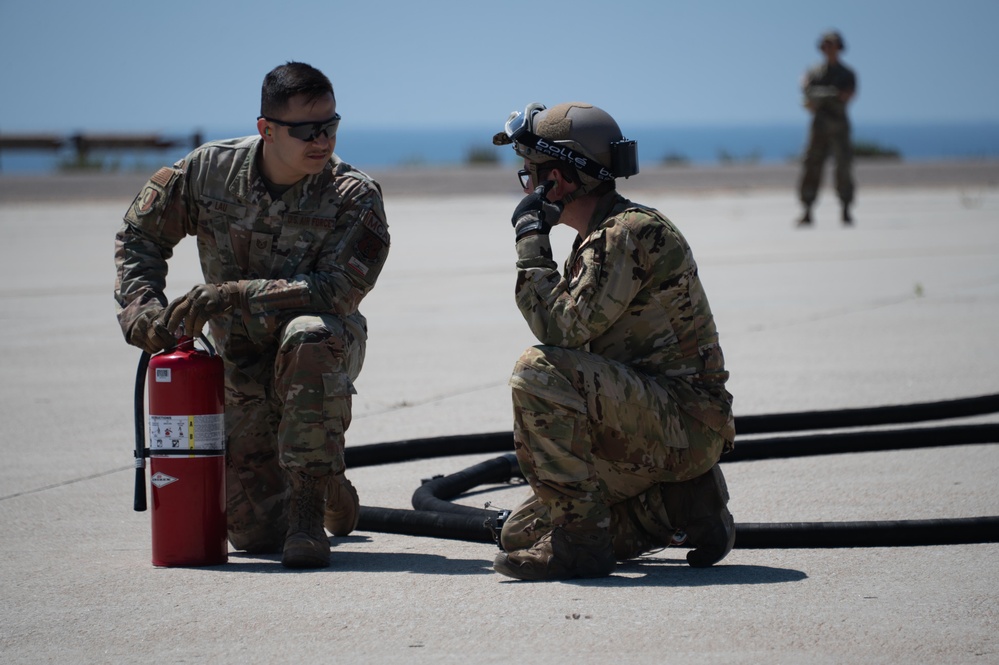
[
  {"xmin": 797, "ymin": 206, "xmax": 813, "ymax": 227},
  {"xmin": 841, "ymin": 204, "xmax": 853, "ymax": 225}
]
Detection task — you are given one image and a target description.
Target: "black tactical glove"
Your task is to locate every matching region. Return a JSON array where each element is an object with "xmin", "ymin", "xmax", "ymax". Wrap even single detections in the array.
[
  {"xmin": 511, "ymin": 180, "xmax": 564, "ymax": 241},
  {"xmin": 164, "ymin": 283, "xmax": 241, "ymax": 337},
  {"xmin": 127, "ymin": 304, "xmax": 177, "ymax": 355}
]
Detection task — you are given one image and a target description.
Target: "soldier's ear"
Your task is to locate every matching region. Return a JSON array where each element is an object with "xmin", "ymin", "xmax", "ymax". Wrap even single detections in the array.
[{"xmin": 257, "ymin": 118, "xmax": 273, "ymax": 142}]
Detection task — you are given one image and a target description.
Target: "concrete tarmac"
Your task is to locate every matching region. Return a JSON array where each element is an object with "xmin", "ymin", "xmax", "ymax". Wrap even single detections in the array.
[{"xmin": 1, "ymin": 162, "xmax": 997, "ymax": 663}]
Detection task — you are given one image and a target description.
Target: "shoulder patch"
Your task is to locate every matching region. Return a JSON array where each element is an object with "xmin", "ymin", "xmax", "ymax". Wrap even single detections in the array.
[
  {"xmin": 133, "ymin": 167, "xmax": 181, "ymax": 217},
  {"xmin": 347, "ymin": 220, "xmax": 388, "ymax": 279},
  {"xmin": 135, "ymin": 184, "xmax": 161, "ymax": 216}
]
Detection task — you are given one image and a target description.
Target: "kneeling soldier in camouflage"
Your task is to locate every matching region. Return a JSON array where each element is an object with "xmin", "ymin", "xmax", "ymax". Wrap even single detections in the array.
[
  {"xmin": 114, "ymin": 62, "xmax": 389, "ymax": 568},
  {"xmin": 492, "ymin": 102, "xmax": 735, "ymax": 580}
]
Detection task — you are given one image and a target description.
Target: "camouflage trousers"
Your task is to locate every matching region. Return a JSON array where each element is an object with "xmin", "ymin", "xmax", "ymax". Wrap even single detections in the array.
[
  {"xmin": 502, "ymin": 345, "xmax": 726, "ymax": 556},
  {"xmin": 799, "ymin": 112, "xmax": 854, "ymax": 206},
  {"xmin": 224, "ymin": 313, "xmax": 365, "ymax": 551}
]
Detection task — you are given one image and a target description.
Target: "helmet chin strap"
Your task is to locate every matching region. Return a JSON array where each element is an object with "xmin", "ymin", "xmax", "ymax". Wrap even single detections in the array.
[{"xmin": 558, "ymin": 183, "xmax": 592, "ymax": 206}]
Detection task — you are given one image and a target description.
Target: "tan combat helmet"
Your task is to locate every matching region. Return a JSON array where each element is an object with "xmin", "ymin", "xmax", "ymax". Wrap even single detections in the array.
[{"xmin": 494, "ymin": 101, "xmax": 638, "ymax": 203}]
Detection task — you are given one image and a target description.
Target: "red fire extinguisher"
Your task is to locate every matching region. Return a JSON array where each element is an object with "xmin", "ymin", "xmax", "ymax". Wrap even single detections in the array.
[{"xmin": 133, "ymin": 336, "xmax": 227, "ymax": 566}]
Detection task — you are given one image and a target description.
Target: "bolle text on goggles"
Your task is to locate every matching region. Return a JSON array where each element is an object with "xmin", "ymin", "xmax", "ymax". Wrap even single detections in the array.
[
  {"xmin": 259, "ymin": 113, "xmax": 341, "ymax": 142},
  {"xmin": 492, "ymin": 103, "xmax": 639, "ymax": 181}
]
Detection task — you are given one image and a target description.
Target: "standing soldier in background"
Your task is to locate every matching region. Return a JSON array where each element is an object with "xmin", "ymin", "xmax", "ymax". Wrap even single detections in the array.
[
  {"xmin": 797, "ymin": 30, "xmax": 858, "ymax": 226},
  {"xmin": 491, "ymin": 102, "xmax": 736, "ymax": 581},
  {"xmin": 114, "ymin": 62, "xmax": 390, "ymax": 569}
]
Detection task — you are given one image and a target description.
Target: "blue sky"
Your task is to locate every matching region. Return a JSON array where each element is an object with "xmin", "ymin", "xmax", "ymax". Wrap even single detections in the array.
[{"xmin": 2, "ymin": 0, "xmax": 997, "ymax": 136}]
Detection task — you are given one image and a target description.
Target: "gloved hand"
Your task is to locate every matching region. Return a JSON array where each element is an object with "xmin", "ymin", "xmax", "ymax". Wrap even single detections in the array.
[
  {"xmin": 164, "ymin": 283, "xmax": 241, "ymax": 337},
  {"xmin": 128, "ymin": 304, "xmax": 177, "ymax": 354},
  {"xmin": 511, "ymin": 180, "xmax": 564, "ymax": 241}
]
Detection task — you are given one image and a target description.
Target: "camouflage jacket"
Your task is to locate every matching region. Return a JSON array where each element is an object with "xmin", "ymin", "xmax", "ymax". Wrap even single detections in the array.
[
  {"xmin": 114, "ymin": 136, "xmax": 389, "ymax": 352},
  {"xmin": 514, "ymin": 191, "xmax": 734, "ymax": 439}
]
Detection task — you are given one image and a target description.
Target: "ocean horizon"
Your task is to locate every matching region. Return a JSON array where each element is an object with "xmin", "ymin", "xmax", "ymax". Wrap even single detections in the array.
[{"xmin": 1, "ymin": 120, "xmax": 998, "ymax": 175}]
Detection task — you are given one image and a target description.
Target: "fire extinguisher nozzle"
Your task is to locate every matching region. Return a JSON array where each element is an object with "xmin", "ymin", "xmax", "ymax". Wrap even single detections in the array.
[{"xmin": 134, "ymin": 468, "xmax": 147, "ymax": 512}]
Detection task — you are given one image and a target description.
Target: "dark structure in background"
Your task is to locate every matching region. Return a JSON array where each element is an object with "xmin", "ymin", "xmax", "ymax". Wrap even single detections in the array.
[{"xmin": 0, "ymin": 132, "xmax": 202, "ymax": 171}]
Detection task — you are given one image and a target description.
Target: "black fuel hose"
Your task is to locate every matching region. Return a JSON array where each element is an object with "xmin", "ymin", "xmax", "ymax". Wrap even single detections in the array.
[
  {"xmin": 344, "ymin": 423, "xmax": 999, "ymax": 469},
  {"xmin": 735, "ymin": 518, "xmax": 999, "ymax": 548},
  {"xmin": 350, "ymin": 394, "xmax": 999, "ymax": 548},
  {"xmin": 734, "ymin": 392, "xmax": 999, "ymax": 434},
  {"xmin": 357, "ymin": 505, "xmax": 500, "ymax": 542},
  {"xmin": 344, "ymin": 392, "xmax": 999, "ymax": 470},
  {"xmin": 345, "ymin": 431, "xmax": 513, "ymax": 468},
  {"xmin": 723, "ymin": 422, "xmax": 999, "ymax": 461},
  {"xmin": 361, "ymin": 451, "xmax": 999, "ymax": 548},
  {"xmin": 411, "ymin": 455, "xmax": 521, "ymax": 516}
]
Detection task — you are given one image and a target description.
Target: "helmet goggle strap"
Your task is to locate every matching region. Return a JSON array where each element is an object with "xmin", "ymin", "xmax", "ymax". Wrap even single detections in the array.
[{"xmin": 513, "ymin": 128, "xmax": 616, "ymax": 182}]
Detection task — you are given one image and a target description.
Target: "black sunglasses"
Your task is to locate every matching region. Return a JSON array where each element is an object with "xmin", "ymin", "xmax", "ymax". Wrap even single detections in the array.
[
  {"xmin": 518, "ymin": 165, "xmax": 556, "ymax": 190},
  {"xmin": 259, "ymin": 113, "xmax": 341, "ymax": 142}
]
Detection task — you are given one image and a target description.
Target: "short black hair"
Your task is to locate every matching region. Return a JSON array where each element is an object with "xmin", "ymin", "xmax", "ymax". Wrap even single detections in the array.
[{"xmin": 260, "ymin": 62, "xmax": 334, "ymax": 117}]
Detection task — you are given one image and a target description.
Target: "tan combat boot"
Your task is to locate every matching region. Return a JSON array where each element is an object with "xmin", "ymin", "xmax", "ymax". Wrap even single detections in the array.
[
  {"xmin": 282, "ymin": 471, "xmax": 330, "ymax": 569},
  {"xmin": 324, "ymin": 472, "xmax": 360, "ymax": 537},
  {"xmin": 493, "ymin": 527, "xmax": 616, "ymax": 581}
]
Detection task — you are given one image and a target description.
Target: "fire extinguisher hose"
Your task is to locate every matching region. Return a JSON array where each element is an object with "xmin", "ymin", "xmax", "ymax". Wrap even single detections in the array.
[{"xmin": 133, "ymin": 351, "xmax": 151, "ymax": 512}]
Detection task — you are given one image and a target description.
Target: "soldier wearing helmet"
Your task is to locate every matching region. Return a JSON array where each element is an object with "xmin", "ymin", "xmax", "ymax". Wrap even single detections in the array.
[
  {"xmin": 798, "ymin": 30, "xmax": 858, "ymax": 226},
  {"xmin": 491, "ymin": 102, "xmax": 736, "ymax": 581}
]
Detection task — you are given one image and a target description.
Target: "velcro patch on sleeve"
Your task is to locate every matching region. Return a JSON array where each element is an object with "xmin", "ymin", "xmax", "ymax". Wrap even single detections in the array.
[
  {"xmin": 134, "ymin": 184, "xmax": 162, "ymax": 216},
  {"xmin": 347, "ymin": 231, "xmax": 385, "ymax": 278},
  {"xmin": 362, "ymin": 213, "xmax": 390, "ymax": 245},
  {"xmin": 150, "ymin": 166, "xmax": 177, "ymax": 188},
  {"xmin": 131, "ymin": 167, "xmax": 181, "ymax": 218}
]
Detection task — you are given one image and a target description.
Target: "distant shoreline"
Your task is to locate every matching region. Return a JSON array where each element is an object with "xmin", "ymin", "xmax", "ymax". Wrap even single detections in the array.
[{"xmin": 1, "ymin": 159, "xmax": 997, "ymax": 204}]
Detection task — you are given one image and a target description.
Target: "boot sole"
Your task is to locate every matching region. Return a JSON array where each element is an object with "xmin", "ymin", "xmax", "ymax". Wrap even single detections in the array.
[
  {"xmin": 493, "ymin": 552, "xmax": 615, "ymax": 581},
  {"xmin": 325, "ymin": 477, "xmax": 360, "ymax": 537},
  {"xmin": 281, "ymin": 534, "xmax": 330, "ymax": 569}
]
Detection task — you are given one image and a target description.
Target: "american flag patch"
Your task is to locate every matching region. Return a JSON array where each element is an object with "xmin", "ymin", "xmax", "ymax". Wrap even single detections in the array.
[{"xmin": 347, "ymin": 256, "xmax": 369, "ymax": 276}]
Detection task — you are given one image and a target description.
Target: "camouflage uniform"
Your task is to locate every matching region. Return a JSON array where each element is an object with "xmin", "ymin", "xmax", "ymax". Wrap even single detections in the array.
[
  {"xmin": 799, "ymin": 60, "xmax": 857, "ymax": 208},
  {"xmin": 114, "ymin": 136, "xmax": 389, "ymax": 551},
  {"xmin": 501, "ymin": 191, "xmax": 734, "ymax": 555}
]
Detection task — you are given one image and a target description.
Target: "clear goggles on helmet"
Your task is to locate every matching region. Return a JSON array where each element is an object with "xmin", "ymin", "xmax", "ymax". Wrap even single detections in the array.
[
  {"xmin": 498, "ymin": 102, "xmax": 547, "ymax": 145},
  {"xmin": 258, "ymin": 113, "xmax": 341, "ymax": 142}
]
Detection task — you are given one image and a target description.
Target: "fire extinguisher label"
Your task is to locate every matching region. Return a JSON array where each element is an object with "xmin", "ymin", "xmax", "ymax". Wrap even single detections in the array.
[
  {"xmin": 154, "ymin": 368, "xmax": 171, "ymax": 382},
  {"xmin": 150, "ymin": 472, "xmax": 178, "ymax": 488},
  {"xmin": 149, "ymin": 414, "xmax": 225, "ymax": 451}
]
